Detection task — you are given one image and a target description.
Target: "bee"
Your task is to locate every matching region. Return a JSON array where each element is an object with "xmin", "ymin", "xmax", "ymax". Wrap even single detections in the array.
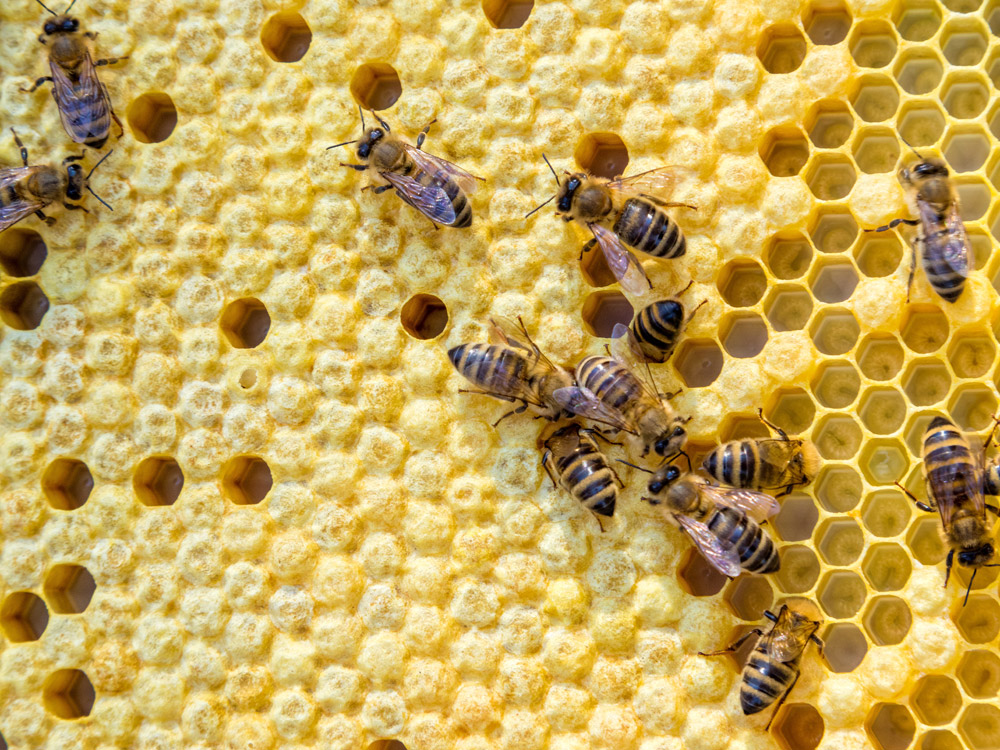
[
  {"xmin": 329, "ymin": 107, "xmax": 483, "ymax": 228},
  {"xmin": 609, "ymin": 281, "xmax": 705, "ymax": 364},
  {"xmin": 449, "ymin": 316, "xmax": 574, "ymax": 427},
  {"xmin": 702, "ymin": 409, "xmax": 820, "ymax": 496},
  {"xmin": 1, "ymin": 128, "xmax": 113, "ymax": 232},
  {"xmin": 540, "ymin": 423, "xmax": 623, "ymax": 531},
  {"xmin": 896, "ymin": 415, "xmax": 1000, "ymax": 605},
  {"xmin": 526, "ymin": 155, "xmax": 696, "ymax": 295},
  {"xmin": 867, "ymin": 149, "xmax": 970, "ymax": 303},
  {"xmin": 21, "ymin": 0, "xmax": 127, "ymax": 150},
  {"xmin": 700, "ymin": 598, "xmax": 824, "ymax": 730}
]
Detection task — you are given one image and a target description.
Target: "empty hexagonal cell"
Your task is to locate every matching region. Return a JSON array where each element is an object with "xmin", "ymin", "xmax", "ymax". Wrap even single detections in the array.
[
  {"xmin": 852, "ymin": 127, "xmax": 901, "ymax": 174},
  {"xmin": 127, "ymin": 92, "xmax": 178, "ymax": 144},
  {"xmin": 949, "ymin": 334, "xmax": 996, "ymax": 381},
  {"xmin": 952, "ymin": 563, "xmax": 1000, "ymax": 598},
  {"xmin": 44, "ymin": 564, "xmax": 96, "ymax": 615},
  {"xmin": 957, "ymin": 649, "xmax": 1000, "ymax": 699},
  {"xmin": 222, "ymin": 456, "xmax": 273, "ymax": 506},
  {"xmin": 721, "ymin": 314, "xmax": 768, "ymax": 359},
  {"xmin": 942, "ymin": 127, "xmax": 990, "ymax": 173},
  {"xmin": 756, "ymin": 23, "xmax": 807, "ymax": 74},
  {"xmin": 809, "ymin": 260, "xmax": 858, "ymax": 303},
  {"xmin": 350, "ymin": 63, "xmax": 402, "ymax": 111},
  {"xmin": 483, "ymin": 0, "xmax": 534, "ymax": 28},
  {"xmin": 862, "ymin": 543, "xmax": 913, "ymax": 591},
  {"xmin": 719, "ymin": 415, "xmax": 770, "ymax": 442},
  {"xmin": 717, "ymin": 258, "xmax": 766, "ymax": 307},
  {"xmin": 44, "ymin": 669, "xmax": 94, "ymax": 720},
  {"xmin": 677, "ymin": 547, "xmax": 727, "ymax": 597},
  {"xmin": 901, "ymin": 307, "xmax": 948, "ymax": 354},
  {"xmin": 816, "ymin": 465, "xmax": 863, "ymax": 512},
  {"xmin": 968, "ymin": 230, "xmax": 992, "ymax": 271},
  {"xmin": 861, "ymin": 440, "xmax": 909, "ymax": 486},
  {"xmin": 805, "ymin": 154, "xmax": 857, "ymax": 200},
  {"xmin": 0, "ymin": 228, "xmax": 46, "ymax": 277},
  {"xmin": 806, "ymin": 100, "xmax": 855, "ymax": 149},
  {"xmin": 809, "ymin": 209, "xmax": 858, "ymax": 253},
  {"xmin": 911, "ymin": 675, "xmax": 963, "ymax": 726},
  {"xmin": 902, "ymin": 359, "xmax": 951, "ymax": 407},
  {"xmin": 898, "ymin": 102, "xmax": 946, "ymax": 147},
  {"xmin": 906, "ymin": 515, "xmax": 947, "ymax": 565},
  {"xmin": 803, "ymin": 0, "xmax": 851, "ymax": 44},
  {"xmin": 0, "ymin": 592, "xmax": 49, "ymax": 642},
  {"xmin": 260, "ymin": 11, "xmax": 311, "ymax": 63},
  {"xmin": 904, "ymin": 412, "xmax": 940, "ymax": 458},
  {"xmin": 859, "ymin": 388, "xmax": 906, "ymax": 435},
  {"xmin": 944, "ymin": 0, "xmax": 982, "ymax": 9},
  {"xmin": 920, "ymin": 731, "xmax": 963, "ymax": 750},
  {"xmin": 959, "ymin": 704, "xmax": 1000, "ymax": 750},
  {"xmin": 816, "ymin": 518, "xmax": 864, "ymax": 566},
  {"xmin": 133, "ymin": 456, "xmax": 184, "ymax": 507},
  {"xmin": 991, "ymin": 0, "xmax": 1000, "ymax": 33},
  {"xmin": 764, "ymin": 388, "xmax": 816, "ymax": 436},
  {"xmin": 941, "ymin": 19, "xmax": 988, "ymax": 67},
  {"xmin": 810, "ymin": 308, "xmax": 859, "ymax": 356},
  {"xmin": 0, "ymin": 281, "xmax": 49, "ymax": 330},
  {"xmin": 989, "ymin": 49, "xmax": 1000, "ymax": 89},
  {"xmin": 863, "ymin": 595, "xmax": 912, "ymax": 646},
  {"xmin": 575, "ymin": 133, "xmax": 628, "ymax": 180},
  {"xmin": 811, "ymin": 360, "xmax": 860, "ymax": 409},
  {"xmin": 764, "ymin": 232, "xmax": 813, "ymax": 280},
  {"xmin": 949, "ymin": 385, "xmax": 997, "ymax": 432},
  {"xmin": 894, "ymin": 50, "xmax": 943, "ymax": 95},
  {"xmin": 673, "ymin": 339, "xmax": 724, "ymax": 388},
  {"xmin": 221, "ymin": 297, "xmax": 270, "ymax": 348},
  {"xmin": 401, "ymin": 294, "xmax": 448, "ymax": 340},
  {"xmin": 581, "ymin": 291, "xmax": 634, "ymax": 338},
  {"xmin": 775, "ymin": 545, "xmax": 821, "ymax": 594},
  {"xmin": 821, "ymin": 622, "xmax": 868, "ymax": 673},
  {"xmin": 990, "ymin": 103, "xmax": 1000, "ymax": 141},
  {"xmin": 773, "ymin": 704, "xmax": 825, "ymax": 750},
  {"xmin": 818, "ymin": 570, "xmax": 866, "ymax": 619},
  {"xmin": 580, "ymin": 239, "xmax": 616, "ymax": 287},
  {"xmin": 862, "ymin": 492, "xmax": 912, "ymax": 538},
  {"xmin": 868, "ymin": 703, "xmax": 916, "ymax": 750},
  {"xmin": 765, "ymin": 285, "xmax": 813, "ymax": 332},
  {"xmin": 893, "ymin": 0, "xmax": 942, "ymax": 41},
  {"xmin": 814, "ymin": 415, "xmax": 862, "ymax": 461},
  {"xmin": 773, "ymin": 494, "xmax": 819, "ymax": 542},
  {"xmin": 942, "ymin": 73, "xmax": 990, "ymax": 120},
  {"xmin": 758, "ymin": 126, "xmax": 810, "ymax": 177},
  {"xmin": 724, "ymin": 575, "xmax": 773, "ymax": 621},
  {"xmin": 955, "ymin": 179, "xmax": 990, "ymax": 222},
  {"xmin": 41, "ymin": 458, "xmax": 94, "ymax": 511},
  {"xmin": 857, "ymin": 334, "xmax": 904, "ymax": 381},
  {"xmin": 848, "ymin": 19, "xmax": 896, "ymax": 68},
  {"xmin": 955, "ymin": 595, "xmax": 1000, "ymax": 643},
  {"xmin": 850, "ymin": 75, "xmax": 900, "ymax": 123},
  {"xmin": 855, "ymin": 233, "xmax": 903, "ymax": 277}
]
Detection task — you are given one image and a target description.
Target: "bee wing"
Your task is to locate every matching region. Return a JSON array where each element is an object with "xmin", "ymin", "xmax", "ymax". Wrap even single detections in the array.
[
  {"xmin": 403, "ymin": 143, "xmax": 484, "ymax": 195},
  {"xmin": 380, "ymin": 170, "xmax": 459, "ymax": 225},
  {"xmin": 552, "ymin": 386, "xmax": 636, "ymax": 434},
  {"xmin": 767, "ymin": 614, "xmax": 815, "ymax": 662},
  {"xmin": 934, "ymin": 461, "xmax": 987, "ymax": 528},
  {"xmin": 606, "ymin": 166, "xmax": 683, "ymax": 199},
  {"xmin": 937, "ymin": 201, "xmax": 971, "ymax": 279},
  {"xmin": 544, "ymin": 425, "xmax": 582, "ymax": 458},
  {"xmin": 611, "ymin": 322, "xmax": 657, "ymax": 370},
  {"xmin": 589, "ymin": 223, "xmax": 651, "ymax": 296},
  {"xmin": 0, "ymin": 168, "xmax": 45, "ymax": 232},
  {"xmin": 50, "ymin": 53, "xmax": 111, "ymax": 144},
  {"xmin": 699, "ymin": 484, "xmax": 781, "ymax": 523},
  {"xmin": 675, "ymin": 514, "xmax": 743, "ymax": 578}
]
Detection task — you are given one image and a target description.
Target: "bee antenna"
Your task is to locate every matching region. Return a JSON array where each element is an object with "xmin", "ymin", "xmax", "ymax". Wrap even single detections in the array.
[
  {"xmin": 898, "ymin": 133, "xmax": 924, "ymax": 160},
  {"xmin": 326, "ymin": 140, "xmax": 357, "ymax": 150},
  {"xmin": 64, "ymin": 0, "xmax": 78, "ymax": 13},
  {"xmin": 615, "ymin": 459, "xmax": 653, "ymax": 474},
  {"xmin": 964, "ymin": 569, "xmax": 977, "ymax": 607},
  {"xmin": 524, "ymin": 194, "xmax": 555, "ymax": 219},
  {"xmin": 542, "ymin": 153, "xmax": 560, "ymax": 185},
  {"xmin": 35, "ymin": 0, "xmax": 58, "ymax": 15},
  {"xmin": 370, "ymin": 109, "xmax": 390, "ymax": 131},
  {"xmin": 358, "ymin": 104, "xmax": 365, "ymax": 131},
  {"xmin": 84, "ymin": 149, "xmax": 114, "ymax": 211},
  {"xmin": 85, "ymin": 148, "xmax": 113, "ymax": 180}
]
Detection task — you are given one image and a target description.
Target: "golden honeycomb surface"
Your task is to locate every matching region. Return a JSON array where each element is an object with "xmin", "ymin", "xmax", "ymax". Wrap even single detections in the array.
[{"xmin": 1, "ymin": 0, "xmax": 1000, "ymax": 748}]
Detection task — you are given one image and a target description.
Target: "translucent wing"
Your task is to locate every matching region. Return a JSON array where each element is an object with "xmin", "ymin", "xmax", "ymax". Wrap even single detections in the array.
[
  {"xmin": 767, "ymin": 609, "xmax": 816, "ymax": 662},
  {"xmin": 676, "ymin": 514, "xmax": 742, "ymax": 578},
  {"xmin": 404, "ymin": 143, "xmax": 483, "ymax": 195},
  {"xmin": 930, "ymin": 461, "xmax": 986, "ymax": 530},
  {"xmin": 0, "ymin": 168, "xmax": 44, "ymax": 232},
  {"xmin": 544, "ymin": 425, "xmax": 583, "ymax": 458},
  {"xmin": 606, "ymin": 166, "xmax": 682, "ymax": 199},
  {"xmin": 590, "ymin": 223, "xmax": 650, "ymax": 295},
  {"xmin": 699, "ymin": 483, "xmax": 781, "ymax": 523},
  {"xmin": 610, "ymin": 322, "xmax": 656, "ymax": 369},
  {"xmin": 552, "ymin": 386, "xmax": 636, "ymax": 434},
  {"xmin": 938, "ymin": 201, "xmax": 971, "ymax": 279},
  {"xmin": 50, "ymin": 54, "xmax": 112, "ymax": 145},
  {"xmin": 380, "ymin": 170, "xmax": 458, "ymax": 225}
]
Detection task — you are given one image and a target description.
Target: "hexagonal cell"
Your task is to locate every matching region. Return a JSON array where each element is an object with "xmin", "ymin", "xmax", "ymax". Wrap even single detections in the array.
[
  {"xmin": 855, "ymin": 233, "xmax": 903, "ymax": 278},
  {"xmin": 911, "ymin": 675, "xmax": 963, "ymax": 727},
  {"xmin": 483, "ymin": 0, "xmax": 534, "ymax": 28},
  {"xmin": 0, "ymin": 592, "xmax": 49, "ymax": 642},
  {"xmin": 724, "ymin": 576, "xmax": 773, "ymax": 621},
  {"xmin": 350, "ymin": 62, "xmax": 402, "ymax": 111},
  {"xmin": 260, "ymin": 11, "xmax": 311, "ymax": 63},
  {"xmin": 948, "ymin": 334, "xmax": 996, "ymax": 380},
  {"xmin": 898, "ymin": 102, "xmax": 946, "ymax": 147},
  {"xmin": 773, "ymin": 704, "xmax": 825, "ymax": 750},
  {"xmin": 756, "ymin": 23, "xmax": 807, "ymax": 74},
  {"xmin": 717, "ymin": 259, "xmax": 766, "ymax": 307},
  {"xmin": 673, "ymin": 339, "xmax": 724, "ymax": 388},
  {"xmin": 893, "ymin": 0, "xmax": 942, "ymax": 41},
  {"xmin": 580, "ymin": 240, "xmax": 616, "ymax": 287},
  {"xmin": 989, "ymin": 49, "xmax": 1000, "ymax": 89},
  {"xmin": 955, "ymin": 595, "xmax": 1000, "ymax": 643},
  {"xmin": 811, "ymin": 360, "xmax": 860, "ymax": 409},
  {"xmin": 0, "ymin": 228, "xmax": 46, "ymax": 277},
  {"xmin": 894, "ymin": 50, "xmax": 944, "ymax": 95},
  {"xmin": 127, "ymin": 92, "xmax": 178, "ymax": 144},
  {"xmin": 902, "ymin": 359, "xmax": 951, "ymax": 407},
  {"xmin": 773, "ymin": 494, "xmax": 819, "ymax": 542},
  {"xmin": 942, "ymin": 127, "xmax": 990, "ymax": 173},
  {"xmin": 944, "ymin": 0, "xmax": 982, "ymax": 9},
  {"xmin": 863, "ymin": 595, "xmax": 912, "ymax": 646},
  {"xmin": 400, "ymin": 294, "xmax": 448, "ymax": 340},
  {"xmin": 719, "ymin": 415, "xmax": 770, "ymax": 442},
  {"xmin": 43, "ymin": 669, "xmax": 94, "ymax": 720},
  {"xmin": 952, "ymin": 563, "xmax": 1000, "ymax": 598},
  {"xmin": 809, "ymin": 208, "xmax": 858, "ymax": 253},
  {"xmin": 677, "ymin": 547, "xmax": 727, "ymax": 597},
  {"xmin": 904, "ymin": 412, "xmax": 938, "ymax": 457},
  {"xmin": 810, "ymin": 308, "xmax": 859, "ymax": 356},
  {"xmin": 133, "ymin": 456, "xmax": 184, "ymax": 507},
  {"xmin": 805, "ymin": 154, "xmax": 856, "ymax": 200},
  {"xmin": 764, "ymin": 232, "xmax": 813, "ymax": 280},
  {"xmin": 990, "ymin": 102, "xmax": 1000, "ymax": 141},
  {"xmin": 859, "ymin": 388, "xmax": 906, "ymax": 435},
  {"xmin": 721, "ymin": 314, "xmax": 768, "ymax": 359},
  {"xmin": 919, "ymin": 731, "xmax": 962, "ymax": 750},
  {"xmin": 901, "ymin": 306, "xmax": 948, "ymax": 354},
  {"xmin": 44, "ymin": 564, "xmax": 96, "ymax": 615},
  {"xmin": 941, "ymin": 19, "xmax": 988, "ymax": 66},
  {"xmin": 818, "ymin": 570, "xmax": 866, "ymax": 619},
  {"xmin": 850, "ymin": 74, "xmax": 900, "ymax": 123},
  {"xmin": 803, "ymin": 0, "xmax": 851, "ymax": 44},
  {"xmin": 809, "ymin": 259, "xmax": 858, "ymax": 303},
  {"xmin": 806, "ymin": 100, "xmax": 855, "ymax": 149},
  {"xmin": 906, "ymin": 515, "xmax": 947, "ymax": 565},
  {"xmin": 0, "ymin": 281, "xmax": 49, "ymax": 330},
  {"xmin": 957, "ymin": 649, "xmax": 1000, "ymax": 699},
  {"xmin": 990, "ymin": 0, "xmax": 1000, "ymax": 33},
  {"xmin": 949, "ymin": 385, "xmax": 997, "ymax": 432},
  {"xmin": 954, "ymin": 178, "xmax": 990, "ymax": 222},
  {"xmin": 765, "ymin": 285, "xmax": 813, "ymax": 332},
  {"xmin": 814, "ymin": 415, "xmax": 862, "ymax": 461},
  {"xmin": 40, "ymin": 458, "xmax": 94, "ymax": 511},
  {"xmin": 581, "ymin": 291, "xmax": 634, "ymax": 338},
  {"xmin": 861, "ymin": 440, "xmax": 909, "ymax": 486},
  {"xmin": 222, "ymin": 456, "xmax": 273, "ymax": 506},
  {"xmin": 868, "ymin": 703, "xmax": 916, "ymax": 750},
  {"xmin": 574, "ymin": 133, "xmax": 628, "ymax": 180},
  {"xmin": 764, "ymin": 388, "xmax": 816, "ymax": 436},
  {"xmin": 816, "ymin": 465, "xmax": 863, "ymax": 512},
  {"xmin": 758, "ymin": 126, "xmax": 810, "ymax": 177},
  {"xmin": 822, "ymin": 622, "xmax": 868, "ymax": 673},
  {"xmin": 852, "ymin": 127, "xmax": 901, "ymax": 174},
  {"xmin": 968, "ymin": 230, "xmax": 992, "ymax": 271},
  {"xmin": 857, "ymin": 334, "xmax": 905, "ymax": 381},
  {"xmin": 862, "ymin": 543, "xmax": 913, "ymax": 591},
  {"xmin": 862, "ymin": 491, "xmax": 912, "ymax": 538},
  {"xmin": 942, "ymin": 73, "xmax": 990, "ymax": 120},
  {"xmin": 221, "ymin": 297, "xmax": 270, "ymax": 348},
  {"xmin": 775, "ymin": 545, "xmax": 821, "ymax": 594},
  {"xmin": 368, "ymin": 742, "xmax": 408, "ymax": 750},
  {"xmin": 848, "ymin": 19, "xmax": 896, "ymax": 68},
  {"xmin": 959, "ymin": 704, "xmax": 1000, "ymax": 750},
  {"xmin": 816, "ymin": 518, "xmax": 864, "ymax": 566}
]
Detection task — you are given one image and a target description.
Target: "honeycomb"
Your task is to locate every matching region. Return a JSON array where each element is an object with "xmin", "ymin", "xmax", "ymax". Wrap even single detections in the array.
[{"xmin": 1, "ymin": 0, "xmax": 1000, "ymax": 748}]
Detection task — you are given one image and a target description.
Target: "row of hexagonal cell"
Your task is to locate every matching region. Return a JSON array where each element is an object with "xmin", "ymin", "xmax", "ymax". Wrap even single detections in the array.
[
  {"xmin": 0, "ymin": 566, "xmax": 95, "ymax": 642},
  {"xmin": 869, "ymin": 700, "xmax": 1000, "ymax": 750}
]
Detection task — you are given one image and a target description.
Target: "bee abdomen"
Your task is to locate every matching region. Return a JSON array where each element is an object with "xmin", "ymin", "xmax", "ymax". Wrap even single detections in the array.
[
  {"xmin": 711, "ymin": 507, "xmax": 779, "ymax": 574},
  {"xmin": 632, "ymin": 300, "xmax": 684, "ymax": 362},
  {"xmin": 448, "ymin": 343, "xmax": 525, "ymax": 396},
  {"xmin": 741, "ymin": 650, "xmax": 795, "ymax": 715},
  {"xmin": 922, "ymin": 241, "xmax": 966, "ymax": 302},
  {"xmin": 614, "ymin": 198, "xmax": 686, "ymax": 259},
  {"xmin": 703, "ymin": 442, "xmax": 760, "ymax": 489},
  {"xmin": 578, "ymin": 356, "xmax": 635, "ymax": 410},
  {"xmin": 414, "ymin": 167, "xmax": 472, "ymax": 228}
]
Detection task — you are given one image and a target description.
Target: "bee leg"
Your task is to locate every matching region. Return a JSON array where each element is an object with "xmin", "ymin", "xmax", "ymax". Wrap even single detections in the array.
[
  {"xmin": 581, "ymin": 428, "xmax": 621, "ymax": 447},
  {"xmin": 944, "ymin": 549, "xmax": 955, "ymax": 588},
  {"xmin": 765, "ymin": 673, "xmax": 801, "ymax": 732},
  {"xmin": 893, "ymin": 480, "xmax": 935, "ymax": 512},
  {"xmin": 685, "ymin": 299, "xmax": 708, "ymax": 326},
  {"xmin": 659, "ymin": 388, "xmax": 683, "ymax": 401},
  {"xmin": 864, "ymin": 217, "xmax": 921, "ymax": 233},
  {"xmin": 20, "ymin": 76, "xmax": 53, "ymax": 94},
  {"xmin": 84, "ymin": 31, "xmax": 98, "ymax": 39},
  {"xmin": 541, "ymin": 451, "xmax": 559, "ymax": 489},
  {"xmin": 756, "ymin": 408, "xmax": 790, "ymax": 441},
  {"xmin": 10, "ymin": 128, "xmax": 29, "ymax": 166},
  {"xmin": 579, "ymin": 238, "xmax": 597, "ymax": 262},
  {"xmin": 810, "ymin": 633, "xmax": 825, "ymax": 656},
  {"xmin": 414, "ymin": 119, "xmax": 437, "ymax": 150},
  {"xmin": 93, "ymin": 55, "xmax": 129, "ymax": 68},
  {"xmin": 986, "ymin": 504, "xmax": 1000, "ymax": 517},
  {"xmin": 110, "ymin": 108, "xmax": 125, "ymax": 138},
  {"xmin": 594, "ymin": 514, "xmax": 607, "ymax": 533},
  {"xmin": 777, "ymin": 484, "xmax": 796, "ymax": 498},
  {"xmin": 62, "ymin": 202, "xmax": 89, "ymax": 213},
  {"xmin": 370, "ymin": 185, "xmax": 394, "ymax": 194},
  {"xmin": 340, "ymin": 163, "xmax": 368, "ymax": 171},
  {"xmin": 492, "ymin": 403, "xmax": 528, "ymax": 428},
  {"xmin": 34, "ymin": 210, "xmax": 55, "ymax": 227},
  {"xmin": 698, "ymin": 627, "xmax": 763, "ymax": 657},
  {"xmin": 906, "ymin": 238, "xmax": 919, "ymax": 303}
]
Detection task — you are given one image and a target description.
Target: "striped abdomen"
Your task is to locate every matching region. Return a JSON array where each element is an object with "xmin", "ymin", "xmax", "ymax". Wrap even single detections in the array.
[
  {"xmin": 632, "ymin": 299, "xmax": 684, "ymax": 363},
  {"xmin": 576, "ymin": 355, "xmax": 640, "ymax": 412},
  {"xmin": 51, "ymin": 59, "xmax": 112, "ymax": 148},
  {"xmin": 400, "ymin": 158, "xmax": 472, "ymax": 228},
  {"xmin": 448, "ymin": 343, "xmax": 532, "ymax": 402},
  {"xmin": 740, "ymin": 645, "xmax": 798, "ymax": 715},
  {"xmin": 922, "ymin": 228, "xmax": 968, "ymax": 302},
  {"xmin": 923, "ymin": 416, "xmax": 979, "ymax": 512},
  {"xmin": 613, "ymin": 197, "xmax": 686, "ymax": 259},
  {"xmin": 706, "ymin": 506, "xmax": 779, "ymax": 574},
  {"xmin": 704, "ymin": 441, "xmax": 763, "ymax": 489},
  {"xmin": 553, "ymin": 440, "xmax": 618, "ymax": 517}
]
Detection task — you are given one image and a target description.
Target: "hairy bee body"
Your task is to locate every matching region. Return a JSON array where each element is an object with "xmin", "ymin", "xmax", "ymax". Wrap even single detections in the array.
[
  {"xmin": 542, "ymin": 424, "xmax": 620, "ymax": 519},
  {"xmin": 613, "ymin": 196, "xmax": 686, "ymax": 259},
  {"xmin": 630, "ymin": 299, "xmax": 686, "ymax": 363},
  {"xmin": 703, "ymin": 437, "xmax": 820, "ymax": 493}
]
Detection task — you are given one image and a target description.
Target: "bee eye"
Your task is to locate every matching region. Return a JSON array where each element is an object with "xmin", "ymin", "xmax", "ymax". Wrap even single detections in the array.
[
  {"xmin": 648, "ymin": 480, "xmax": 664, "ymax": 494},
  {"xmin": 672, "ymin": 426, "xmax": 685, "ymax": 437},
  {"xmin": 44, "ymin": 21, "xmax": 56, "ymax": 34},
  {"xmin": 67, "ymin": 19, "xmax": 79, "ymax": 31}
]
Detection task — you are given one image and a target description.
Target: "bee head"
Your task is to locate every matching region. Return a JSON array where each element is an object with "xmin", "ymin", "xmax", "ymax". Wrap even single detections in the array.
[
  {"xmin": 647, "ymin": 464, "xmax": 681, "ymax": 497},
  {"xmin": 958, "ymin": 543, "xmax": 995, "ymax": 569},
  {"xmin": 64, "ymin": 162, "xmax": 83, "ymax": 200},
  {"xmin": 557, "ymin": 173, "xmax": 584, "ymax": 213},
  {"xmin": 902, "ymin": 157, "xmax": 948, "ymax": 185},
  {"xmin": 357, "ymin": 127, "xmax": 386, "ymax": 160},
  {"xmin": 654, "ymin": 423, "xmax": 688, "ymax": 458}
]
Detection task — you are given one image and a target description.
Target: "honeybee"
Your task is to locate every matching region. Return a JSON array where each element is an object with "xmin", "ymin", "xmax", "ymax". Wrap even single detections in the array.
[
  {"xmin": 1, "ymin": 128, "xmax": 113, "ymax": 232},
  {"xmin": 610, "ymin": 281, "xmax": 705, "ymax": 364},
  {"xmin": 640, "ymin": 464, "xmax": 780, "ymax": 576},
  {"xmin": 541, "ymin": 423, "xmax": 623, "ymax": 531},
  {"xmin": 702, "ymin": 409, "xmax": 820, "ymax": 496},
  {"xmin": 330, "ymin": 107, "xmax": 483, "ymax": 228},
  {"xmin": 868, "ymin": 151, "xmax": 970, "ymax": 303},
  {"xmin": 526, "ymin": 156, "xmax": 695, "ymax": 295},
  {"xmin": 448, "ymin": 316, "xmax": 574, "ymax": 427},
  {"xmin": 21, "ymin": 0, "xmax": 127, "ymax": 149},
  {"xmin": 700, "ymin": 598, "xmax": 824, "ymax": 730}
]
